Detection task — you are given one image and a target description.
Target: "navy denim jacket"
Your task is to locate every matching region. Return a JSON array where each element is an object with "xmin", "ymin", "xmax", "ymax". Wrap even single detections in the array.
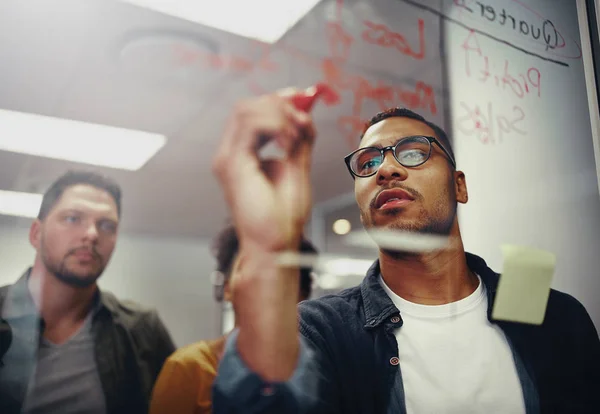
[{"xmin": 213, "ymin": 253, "xmax": 600, "ymax": 414}]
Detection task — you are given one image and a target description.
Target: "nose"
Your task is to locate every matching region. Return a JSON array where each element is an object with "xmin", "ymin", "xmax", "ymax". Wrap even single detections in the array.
[
  {"xmin": 83, "ymin": 222, "xmax": 99, "ymax": 242},
  {"xmin": 376, "ymin": 151, "xmax": 408, "ymax": 184}
]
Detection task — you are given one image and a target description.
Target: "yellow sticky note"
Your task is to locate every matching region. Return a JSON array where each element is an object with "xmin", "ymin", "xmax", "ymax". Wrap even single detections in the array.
[{"xmin": 491, "ymin": 245, "xmax": 556, "ymax": 325}]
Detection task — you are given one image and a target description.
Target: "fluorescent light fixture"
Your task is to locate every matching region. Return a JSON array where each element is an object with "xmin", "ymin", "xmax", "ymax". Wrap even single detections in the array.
[
  {"xmin": 0, "ymin": 109, "xmax": 166, "ymax": 171},
  {"xmin": 120, "ymin": 0, "xmax": 322, "ymax": 43},
  {"xmin": 0, "ymin": 190, "xmax": 43, "ymax": 218}
]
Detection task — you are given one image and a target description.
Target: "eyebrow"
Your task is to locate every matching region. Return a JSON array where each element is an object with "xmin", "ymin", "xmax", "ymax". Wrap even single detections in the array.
[
  {"xmin": 59, "ymin": 209, "xmax": 83, "ymax": 216},
  {"xmin": 363, "ymin": 135, "xmax": 431, "ymax": 149},
  {"xmin": 59, "ymin": 209, "xmax": 118, "ymax": 222}
]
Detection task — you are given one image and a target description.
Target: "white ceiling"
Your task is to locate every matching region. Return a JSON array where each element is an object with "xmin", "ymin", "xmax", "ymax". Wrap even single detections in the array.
[{"xmin": 0, "ymin": 0, "xmax": 447, "ymax": 239}]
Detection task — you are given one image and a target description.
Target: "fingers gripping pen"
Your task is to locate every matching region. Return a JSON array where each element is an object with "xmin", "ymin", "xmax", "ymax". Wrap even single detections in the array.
[
  {"xmin": 259, "ymin": 83, "xmax": 339, "ymax": 159},
  {"xmin": 290, "ymin": 83, "xmax": 339, "ymax": 112}
]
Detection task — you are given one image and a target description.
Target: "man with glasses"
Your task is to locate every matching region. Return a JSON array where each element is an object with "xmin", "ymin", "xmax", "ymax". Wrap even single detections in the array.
[{"xmin": 211, "ymin": 89, "xmax": 600, "ymax": 413}]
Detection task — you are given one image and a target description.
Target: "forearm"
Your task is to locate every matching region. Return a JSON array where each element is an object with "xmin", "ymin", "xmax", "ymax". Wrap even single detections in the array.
[
  {"xmin": 233, "ymin": 248, "xmax": 301, "ymax": 382},
  {"xmin": 213, "ymin": 329, "xmax": 319, "ymax": 414}
]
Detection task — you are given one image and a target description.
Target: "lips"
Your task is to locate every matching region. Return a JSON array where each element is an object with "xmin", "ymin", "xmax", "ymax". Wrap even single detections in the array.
[
  {"xmin": 71, "ymin": 249, "xmax": 98, "ymax": 262},
  {"xmin": 375, "ymin": 188, "xmax": 415, "ymax": 209}
]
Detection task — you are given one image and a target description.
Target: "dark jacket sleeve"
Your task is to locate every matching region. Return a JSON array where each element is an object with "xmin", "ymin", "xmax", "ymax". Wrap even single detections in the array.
[
  {"xmin": 212, "ymin": 328, "xmax": 321, "ymax": 414},
  {"xmin": 563, "ymin": 295, "xmax": 600, "ymax": 413},
  {"xmin": 529, "ymin": 291, "xmax": 600, "ymax": 413},
  {"xmin": 212, "ymin": 302, "xmax": 342, "ymax": 414}
]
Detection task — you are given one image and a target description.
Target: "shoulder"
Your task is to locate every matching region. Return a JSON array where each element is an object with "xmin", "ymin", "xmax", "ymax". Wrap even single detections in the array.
[
  {"xmin": 545, "ymin": 288, "xmax": 596, "ymax": 331},
  {"xmin": 99, "ymin": 290, "xmax": 164, "ymax": 332},
  {"xmin": 0, "ymin": 275, "xmax": 27, "ymax": 309},
  {"xmin": 0, "ymin": 285, "xmax": 7, "ymax": 316},
  {"xmin": 501, "ymin": 287, "xmax": 599, "ymax": 353},
  {"xmin": 468, "ymin": 252, "xmax": 594, "ymax": 327},
  {"xmin": 167, "ymin": 340, "xmax": 219, "ymax": 368},
  {"xmin": 0, "ymin": 284, "xmax": 9, "ymax": 305},
  {"xmin": 161, "ymin": 339, "xmax": 221, "ymax": 387}
]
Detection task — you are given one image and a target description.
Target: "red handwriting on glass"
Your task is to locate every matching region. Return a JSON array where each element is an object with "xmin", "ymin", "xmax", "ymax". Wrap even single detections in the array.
[
  {"xmin": 337, "ymin": 116, "xmax": 366, "ymax": 146},
  {"xmin": 327, "ymin": 22, "xmax": 354, "ymax": 62},
  {"xmin": 456, "ymin": 101, "xmax": 526, "ymax": 144},
  {"xmin": 319, "ymin": 12, "xmax": 437, "ymax": 145},
  {"xmin": 398, "ymin": 81, "xmax": 437, "ymax": 115},
  {"xmin": 362, "ymin": 19, "xmax": 425, "ymax": 60},
  {"xmin": 462, "ymin": 31, "xmax": 541, "ymax": 99},
  {"xmin": 252, "ymin": 42, "xmax": 279, "ymax": 71},
  {"xmin": 172, "ymin": 43, "xmax": 278, "ymax": 73},
  {"xmin": 322, "ymin": 58, "xmax": 438, "ymax": 145},
  {"xmin": 322, "ymin": 60, "xmax": 437, "ymax": 116}
]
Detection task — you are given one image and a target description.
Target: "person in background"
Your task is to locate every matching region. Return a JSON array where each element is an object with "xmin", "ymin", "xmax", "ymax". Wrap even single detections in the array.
[
  {"xmin": 210, "ymin": 89, "xmax": 600, "ymax": 413},
  {"xmin": 0, "ymin": 170, "xmax": 176, "ymax": 414},
  {"xmin": 149, "ymin": 224, "xmax": 317, "ymax": 414}
]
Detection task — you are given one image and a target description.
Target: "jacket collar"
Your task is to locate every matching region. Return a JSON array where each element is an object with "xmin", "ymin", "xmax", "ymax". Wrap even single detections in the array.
[
  {"xmin": 360, "ymin": 252, "xmax": 500, "ymax": 330},
  {"xmin": 2, "ymin": 268, "xmax": 37, "ymax": 320},
  {"xmin": 2, "ymin": 268, "xmax": 109, "ymax": 321}
]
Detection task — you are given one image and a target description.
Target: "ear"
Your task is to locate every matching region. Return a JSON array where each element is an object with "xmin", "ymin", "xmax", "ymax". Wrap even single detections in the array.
[
  {"xmin": 29, "ymin": 219, "xmax": 42, "ymax": 250},
  {"xmin": 454, "ymin": 170, "xmax": 468, "ymax": 204},
  {"xmin": 29, "ymin": 219, "xmax": 42, "ymax": 251},
  {"xmin": 223, "ymin": 281, "xmax": 232, "ymax": 303}
]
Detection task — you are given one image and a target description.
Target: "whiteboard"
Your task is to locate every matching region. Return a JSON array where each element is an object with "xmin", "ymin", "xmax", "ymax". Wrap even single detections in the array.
[{"xmin": 445, "ymin": 0, "xmax": 600, "ymax": 330}]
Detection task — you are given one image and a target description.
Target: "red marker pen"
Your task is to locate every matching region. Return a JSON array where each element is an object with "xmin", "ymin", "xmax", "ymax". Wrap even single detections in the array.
[{"xmin": 290, "ymin": 83, "xmax": 339, "ymax": 112}]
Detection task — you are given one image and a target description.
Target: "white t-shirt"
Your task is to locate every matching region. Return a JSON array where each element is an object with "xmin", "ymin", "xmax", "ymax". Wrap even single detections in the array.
[{"xmin": 380, "ymin": 274, "xmax": 526, "ymax": 414}]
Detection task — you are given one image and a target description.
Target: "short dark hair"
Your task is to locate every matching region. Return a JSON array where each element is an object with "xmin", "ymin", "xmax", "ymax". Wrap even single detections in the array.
[
  {"xmin": 212, "ymin": 224, "xmax": 317, "ymax": 300},
  {"xmin": 38, "ymin": 170, "xmax": 122, "ymax": 220},
  {"xmin": 361, "ymin": 107, "xmax": 455, "ymax": 163}
]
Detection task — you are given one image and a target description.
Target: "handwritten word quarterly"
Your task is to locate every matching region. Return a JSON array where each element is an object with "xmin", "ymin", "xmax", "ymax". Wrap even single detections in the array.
[{"xmin": 453, "ymin": 0, "xmax": 563, "ymax": 52}]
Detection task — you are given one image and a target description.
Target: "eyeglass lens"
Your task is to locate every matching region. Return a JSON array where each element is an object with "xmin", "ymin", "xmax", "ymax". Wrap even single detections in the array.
[{"xmin": 349, "ymin": 136, "xmax": 431, "ymax": 177}]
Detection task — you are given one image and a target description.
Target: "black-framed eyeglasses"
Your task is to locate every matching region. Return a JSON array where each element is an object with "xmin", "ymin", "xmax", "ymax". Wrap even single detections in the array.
[{"xmin": 344, "ymin": 135, "xmax": 456, "ymax": 178}]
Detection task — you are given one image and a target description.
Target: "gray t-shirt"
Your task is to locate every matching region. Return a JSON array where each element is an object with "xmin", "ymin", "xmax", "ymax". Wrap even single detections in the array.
[{"xmin": 21, "ymin": 312, "xmax": 106, "ymax": 414}]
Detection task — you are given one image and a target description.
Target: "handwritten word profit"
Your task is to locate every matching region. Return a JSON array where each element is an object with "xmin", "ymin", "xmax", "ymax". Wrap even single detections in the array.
[{"xmin": 462, "ymin": 31, "xmax": 541, "ymax": 99}]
